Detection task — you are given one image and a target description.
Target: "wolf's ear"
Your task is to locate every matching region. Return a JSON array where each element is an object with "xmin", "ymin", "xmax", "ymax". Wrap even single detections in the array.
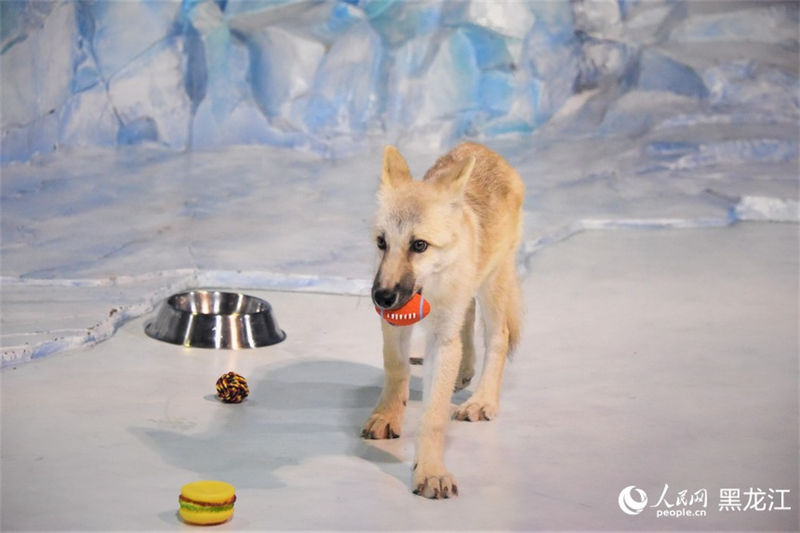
[
  {"xmin": 381, "ymin": 146, "xmax": 412, "ymax": 189},
  {"xmin": 437, "ymin": 155, "xmax": 475, "ymax": 197}
]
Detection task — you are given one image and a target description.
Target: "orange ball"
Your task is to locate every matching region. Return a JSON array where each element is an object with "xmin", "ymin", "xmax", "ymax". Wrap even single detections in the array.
[{"xmin": 375, "ymin": 293, "xmax": 431, "ymax": 326}]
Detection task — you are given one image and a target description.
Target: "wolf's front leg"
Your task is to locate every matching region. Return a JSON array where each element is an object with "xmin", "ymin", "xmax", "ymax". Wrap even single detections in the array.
[
  {"xmin": 413, "ymin": 334, "xmax": 462, "ymax": 498},
  {"xmin": 361, "ymin": 321, "xmax": 412, "ymax": 439}
]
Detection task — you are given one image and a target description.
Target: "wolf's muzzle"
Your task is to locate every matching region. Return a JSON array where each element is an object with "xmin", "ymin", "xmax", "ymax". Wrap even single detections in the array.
[
  {"xmin": 372, "ymin": 288, "xmax": 399, "ymax": 310},
  {"xmin": 372, "ymin": 267, "xmax": 416, "ymax": 310}
]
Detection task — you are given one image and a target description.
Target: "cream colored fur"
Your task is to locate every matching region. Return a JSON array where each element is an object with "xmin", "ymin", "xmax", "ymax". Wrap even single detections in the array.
[{"xmin": 362, "ymin": 142, "xmax": 524, "ymax": 499}]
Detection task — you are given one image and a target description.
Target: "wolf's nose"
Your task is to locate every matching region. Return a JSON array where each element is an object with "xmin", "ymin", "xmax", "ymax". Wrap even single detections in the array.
[{"xmin": 373, "ymin": 289, "xmax": 398, "ymax": 309}]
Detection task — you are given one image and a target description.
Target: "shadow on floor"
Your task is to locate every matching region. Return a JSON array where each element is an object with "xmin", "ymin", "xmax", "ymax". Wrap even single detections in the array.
[{"xmin": 130, "ymin": 359, "xmax": 424, "ymax": 491}]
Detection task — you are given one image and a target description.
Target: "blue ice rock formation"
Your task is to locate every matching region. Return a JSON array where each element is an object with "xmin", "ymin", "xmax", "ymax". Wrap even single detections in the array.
[
  {"xmin": 1, "ymin": 0, "xmax": 798, "ymax": 162},
  {"xmin": 305, "ymin": 21, "xmax": 382, "ymax": 137}
]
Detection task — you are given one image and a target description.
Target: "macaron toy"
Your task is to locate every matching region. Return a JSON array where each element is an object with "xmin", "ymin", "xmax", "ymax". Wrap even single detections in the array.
[{"xmin": 178, "ymin": 480, "xmax": 236, "ymax": 526}]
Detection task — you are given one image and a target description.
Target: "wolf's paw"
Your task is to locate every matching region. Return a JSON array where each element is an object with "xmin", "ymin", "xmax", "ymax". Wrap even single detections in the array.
[
  {"xmin": 453, "ymin": 370, "xmax": 474, "ymax": 392},
  {"xmin": 412, "ymin": 464, "xmax": 458, "ymax": 499},
  {"xmin": 360, "ymin": 411, "xmax": 402, "ymax": 439},
  {"xmin": 453, "ymin": 398, "xmax": 497, "ymax": 422}
]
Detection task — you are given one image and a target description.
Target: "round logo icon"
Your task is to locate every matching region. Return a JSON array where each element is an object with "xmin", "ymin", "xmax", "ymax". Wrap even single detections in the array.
[{"xmin": 618, "ymin": 485, "xmax": 648, "ymax": 515}]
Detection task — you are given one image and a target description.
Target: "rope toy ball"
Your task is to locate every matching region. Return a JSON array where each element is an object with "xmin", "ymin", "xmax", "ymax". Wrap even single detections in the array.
[{"xmin": 216, "ymin": 372, "xmax": 249, "ymax": 403}]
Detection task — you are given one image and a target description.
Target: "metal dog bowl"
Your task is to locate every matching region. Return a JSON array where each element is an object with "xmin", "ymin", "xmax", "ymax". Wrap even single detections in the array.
[{"xmin": 145, "ymin": 290, "xmax": 286, "ymax": 349}]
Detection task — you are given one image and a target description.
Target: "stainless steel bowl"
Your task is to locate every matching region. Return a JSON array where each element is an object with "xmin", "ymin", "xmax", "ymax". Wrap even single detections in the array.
[{"xmin": 145, "ymin": 290, "xmax": 286, "ymax": 349}]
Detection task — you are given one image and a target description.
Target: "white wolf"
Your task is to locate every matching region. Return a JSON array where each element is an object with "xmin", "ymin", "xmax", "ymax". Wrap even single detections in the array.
[{"xmin": 362, "ymin": 142, "xmax": 524, "ymax": 498}]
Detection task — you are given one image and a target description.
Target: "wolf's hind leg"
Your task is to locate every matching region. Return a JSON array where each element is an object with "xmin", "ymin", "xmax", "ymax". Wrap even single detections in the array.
[
  {"xmin": 362, "ymin": 321, "xmax": 412, "ymax": 439},
  {"xmin": 454, "ymin": 258, "xmax": 520, "ymax": 422},
  {"xmin": 454, "ymin": 299, "xmax": 476, "ymax": 392}
]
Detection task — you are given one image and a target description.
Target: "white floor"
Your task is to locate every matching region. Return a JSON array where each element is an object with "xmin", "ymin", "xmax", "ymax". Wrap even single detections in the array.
[{"xmin": 2, "ymin": 223, "xmax": 797, "ymax": 531}]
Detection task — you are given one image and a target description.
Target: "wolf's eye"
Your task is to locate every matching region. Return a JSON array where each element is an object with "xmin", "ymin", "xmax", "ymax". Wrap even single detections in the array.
[
  {"xmin": 411, "ymin": 240, "xmax": 428, "ymax": 253},
  {"xmin": 377, "ymin": 236, "xmax": 387, "ymax": 250}
]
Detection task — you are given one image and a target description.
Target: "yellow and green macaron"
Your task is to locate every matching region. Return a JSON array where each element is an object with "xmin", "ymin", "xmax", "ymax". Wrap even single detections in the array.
[{"xmin": 178, "ymin": 480, "xmax": 236, "ymax": 526}]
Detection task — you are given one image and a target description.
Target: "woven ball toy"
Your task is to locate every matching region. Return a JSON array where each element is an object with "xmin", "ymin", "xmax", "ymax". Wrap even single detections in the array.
[{"xmin": 216, "ymin": 372, "xmax": 249, "ymax": 404}]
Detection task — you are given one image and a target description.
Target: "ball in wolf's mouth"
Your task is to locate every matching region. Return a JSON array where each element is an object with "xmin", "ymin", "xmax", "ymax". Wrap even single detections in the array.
[{"xmin": 375, "ymin": 293, "xmax": 431, "ymax": 326}]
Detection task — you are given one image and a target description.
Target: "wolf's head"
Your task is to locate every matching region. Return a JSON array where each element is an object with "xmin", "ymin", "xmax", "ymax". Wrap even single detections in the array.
[{"xmin": 371, "ymin": 146, "xmax": 475, "ymax": 311}]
